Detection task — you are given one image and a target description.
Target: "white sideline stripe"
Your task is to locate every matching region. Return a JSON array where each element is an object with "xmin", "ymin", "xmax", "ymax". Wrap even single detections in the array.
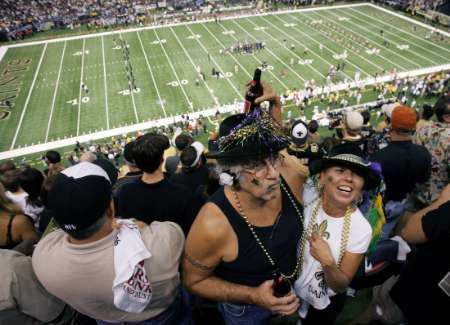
[
  {"xmin": 232, "ymin": 19, "xmax": 305, "ymax": 84},
  {"xmin": 136, "ymin": 31, "xmax": 167, "ymax": 118},
  {"xmin": 312, "ymin": 10, "xmax": 412, "ymax": 71},
  {"xmin": 0, "ymin": 46, "xmax": 7, "ymax": 63},
  {"xmin": 10, "ymin": 43, "xmax": 48, "ymax": 149},
  {"xmin": 344, "ymin": 8, "xmax": 442, "ymax": 65},
  {"xmin": 45, "ymin": 41, "xmax": 66, "ymax": 142},
  {"xmin": 200, "ymin": 23, "xmax": 252, "ymax": 79},
  {"xmin": 101, "ymin": 36, "xmax": 110, "ymax": 129},
  {"xmin": 170, "ymin": 27, "xmax": 220, "ymax": 106},
  {"xmin": 245, "ymin": 17, "xmax": 326, "ymax": 79},
  {"xmin": 3, "ymin": 3, "xmax": 369, "ymax": 49},
  {"xmin": 2, "ymin": 63, "xmax": 449, "ymax": 160},
  {"xmin": 119, "ymin": 33, "xmax": 140, "ymax": 124},
  {"xmin": 76, "ymin": 39, "xmax": 86, "ymax": 136},
  {"xmin": 184, "ymin": 25, "xmax": 243, "ymax": 100},
  {"xmin": 154, "ymin": 28, "xmax": 193, "ymax": 111},
  {"xmin": 368, "ymin": 4, "xmax": 450, "ymax": 49},
  {"xmin": 288, "ymin": 13, "xmax": 376, "ymax": 76}
]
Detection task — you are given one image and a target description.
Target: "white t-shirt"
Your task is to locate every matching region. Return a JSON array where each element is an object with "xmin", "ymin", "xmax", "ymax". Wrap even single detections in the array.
[{"xmin": 295, "ymin": 181, "xmax": 372, "ymax": 317}]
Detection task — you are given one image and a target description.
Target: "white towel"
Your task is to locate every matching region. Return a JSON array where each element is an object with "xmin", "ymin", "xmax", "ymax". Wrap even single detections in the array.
[
  {"xmin": 113, "ymin": 219, "xmax": 152, "ymax": 313},
  {"xmin": 390, "ymin": 236, "xmax": 411, "ymax": 261}
]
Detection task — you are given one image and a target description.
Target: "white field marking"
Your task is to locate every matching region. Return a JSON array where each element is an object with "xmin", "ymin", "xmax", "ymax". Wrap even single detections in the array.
[
  {"xmin": 200, "ymin": 23, "xmax": 252, "ymax": 79},
  {"xmin": 185, "ymin": 25, "xmax": 243, "ymax": 100},
  {"xmin": 45, "ymin": 41, "xmax": 66, "ymax": 142},
  {"xmin": 0, "ymin": 46, "xmax": 7, "ymax": 63},
  {"xmin": 101, "ymin": 36, "xmax": 110, "ymax": 129},
  {"xmin": 10, "ymin": 43, "xmax": 48, "ymax": 149},
  {"xmin": 136, "ymin": 30, "xmax": 167, "ymax": 117},
  {"xmin": 212, "ymin": 21, "xmax": 290, "ymax": 90},
  {"xmin": 119, "ymin": 33, "xmax": 139, "ymax": 123},
  {"xmin": 366, "ymin": 4, "xmax": 450, "ymax": 53},
  {"xmin": 232, "ymin": 19, "xmax": 306, "ymax": 83},
  {"xmin": 308, "ymin": 11, "xmax": 411, "ymax": 71},
  {"xmin": 3, "ymin": 62, "xmax": 450, "ymax": 160},
  {"xmin": 262, "ymin": 14, "xmax": 353, "ymax": 79},
  {"xmin": 274, "ymin": 14, "xmax": 372, "ymax": 78},
  {"xmin": 3, "ymin": 3, "xmax": 370, "ymax": 49},
  {"xmin": 342, "ymin": 9, "xmax": 441, "ymax": 66},
  {"xmin": 170, "ymin": 27, "xmax": 220, "ymax": 106},
  {"xmin": 153, "ymin": 28, "xmax": 193, "ymax": 111},
  {"xmin": 286, "ymin": 15, "xmax": 374, "ymax": 77},
  {"xmin": 76, "ymin": 38, "xmax": 86, "ymax": 136},
  {"xmin": 252, "ymin": 16, "xmax": 329, "ymax": 79}
]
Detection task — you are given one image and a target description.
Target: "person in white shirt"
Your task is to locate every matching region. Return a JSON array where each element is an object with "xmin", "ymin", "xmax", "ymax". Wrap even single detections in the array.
[{"xmin": 294, "ymin": 143, "xmax": 380, "ymax": 325}]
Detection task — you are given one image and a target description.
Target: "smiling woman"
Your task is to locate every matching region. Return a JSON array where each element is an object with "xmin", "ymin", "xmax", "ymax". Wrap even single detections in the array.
[{"xmin": 294, "ymin": 143, "xmax": 381, "ymax": 325}]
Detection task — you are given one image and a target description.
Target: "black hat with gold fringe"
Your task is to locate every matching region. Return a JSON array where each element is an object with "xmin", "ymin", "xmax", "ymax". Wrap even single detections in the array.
[{"xmin": 206, "ymin": 109, "xmax": 289, "ymax": 164}]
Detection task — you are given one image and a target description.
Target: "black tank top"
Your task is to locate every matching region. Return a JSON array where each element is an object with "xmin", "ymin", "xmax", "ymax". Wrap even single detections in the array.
[
  {"xmin": 0, "ymin": 214, "xmax": 18, "ymax": 250},
  {"xmin": 211, "ymin": 178, "xmax": 303, "ymax": 287}
]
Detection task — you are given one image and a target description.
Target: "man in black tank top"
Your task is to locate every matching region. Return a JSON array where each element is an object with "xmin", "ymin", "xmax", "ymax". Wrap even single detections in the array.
[{"xmin": 183, "ymin": 87, "xmax": 308, "ymax": 324}]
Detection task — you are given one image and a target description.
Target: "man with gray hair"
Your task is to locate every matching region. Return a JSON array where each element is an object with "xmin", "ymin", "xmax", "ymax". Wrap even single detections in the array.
[{"xmin": 183, "ymin": 90, "xmax": 307, "ymax": 323}]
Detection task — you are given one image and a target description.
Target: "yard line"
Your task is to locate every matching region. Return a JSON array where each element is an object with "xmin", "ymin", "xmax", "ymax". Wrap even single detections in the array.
[
  {"xmin": 170, "ymin": 27, "xmax": 220, "ymax": 106},
  {"xmin": 119, "ymin": 33, "xmax": 139, "ymax": 123},
  {"xmin": 330, "ymin": 12, "xmax": 439, "ymax": 67},
  {"xmin": 45, "ymin": 41, "xmax": 66, "ymax": 143},
  {"xmin": 153, "ymin": 28, "xmax": 193, "ymax": 111},
  {"xmin": 184, "ymin": 25, "xmax": 243, "ymax": 100},
  {"xmin": 101, "ymin": 36, "xmax": 110, "ymax": 129},
  {"xmin": 289, "ymin": 15, "xmax": 392, "ymax": 76},
  {"xmin": 10, "ymin": 43, "xmax": 48, "ymax": 149},
  {"xmin": 231, "ymin": 19, "xmax": 307, "ymax": 84},
  {"xmin": 245, "ymin": 17, "xmax": 327, "ymax": 80},
  {"xmin": 260, "ymin": 15, "xmax": 352, "ymax": 80},
  {"xmin": 316, "ymin": 10, "xmax": 420, "ymax": 69},
  {"xmin": 206, "ymin": 22, "xmax": 288, "ymax": 90},
  {"xmin": 200, "ymin": 23, "xmax": 252, "ymax": 79},
  {"xmin": 76, "ymin": 39, "xmax": 86, "ymax": 136},
  {"xmin": 136, "ymin": 30, "xmax": 167, "ymax": 118},
  {"xmin": 355, "ymin": 6, "xmax": 450, "ymax": 57}
]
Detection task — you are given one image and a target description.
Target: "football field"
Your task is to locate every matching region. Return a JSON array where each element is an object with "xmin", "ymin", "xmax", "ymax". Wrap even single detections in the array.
[{"xmin": 0, "ymin": 3, "xmax": 449, "ymax": 158}]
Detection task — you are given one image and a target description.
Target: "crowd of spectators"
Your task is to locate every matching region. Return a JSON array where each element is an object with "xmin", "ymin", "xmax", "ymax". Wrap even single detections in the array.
[
  {"xmin": 0, "ymin": 73, "xmax": 448, "ymax": 324},
  {"xmin": 0, "ymin": 0, "xmax": 255, "ymax": 41}
]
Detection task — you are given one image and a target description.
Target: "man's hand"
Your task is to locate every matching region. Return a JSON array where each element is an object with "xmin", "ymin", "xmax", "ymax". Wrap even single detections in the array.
[
  {"xmin": 254, "ymin": 82, "xmax": 280, "ymax": 105},
  {"xmin": 308, "ymin": 232, "xmax": 335, "ymax": 267},
  {"xmin": 250, "ymin": 280, "xmax": 299, "ymax": 315}
]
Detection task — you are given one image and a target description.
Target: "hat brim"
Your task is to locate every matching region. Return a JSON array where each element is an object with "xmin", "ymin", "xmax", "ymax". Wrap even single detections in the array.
[
  {"xmin": 310, "ymin": 157, "xmax": 380, "ymax": 190},
  {"xmin": 206, "ymin": 142, "xmax": 287, "ymax": 161}
]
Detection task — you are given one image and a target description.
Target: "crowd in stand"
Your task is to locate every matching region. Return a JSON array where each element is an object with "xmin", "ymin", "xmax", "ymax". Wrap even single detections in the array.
[
  {"xmin": 0, "ymin": 76, "xmax": 448, "ymax": 324},
  {"xmin": 0, "ymin": 0, "xmax": 253, "ymax": 40}
]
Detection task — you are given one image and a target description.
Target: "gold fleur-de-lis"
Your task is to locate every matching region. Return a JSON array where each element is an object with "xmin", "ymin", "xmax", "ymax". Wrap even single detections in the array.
[{"xmin": 312, "ymin": 220, "xmax": 330, "ymax": 240}]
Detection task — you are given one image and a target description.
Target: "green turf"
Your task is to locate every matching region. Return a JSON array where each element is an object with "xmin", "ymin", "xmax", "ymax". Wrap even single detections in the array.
[{"xmin": 0, "ymin": 4, "xmax": 449, "ymax": 154}]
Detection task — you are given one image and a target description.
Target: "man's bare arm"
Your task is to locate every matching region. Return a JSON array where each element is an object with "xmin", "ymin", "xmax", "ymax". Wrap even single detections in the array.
[{"xmin": 183, "ymin": 202, "xmax": 299, "ymax": 314}]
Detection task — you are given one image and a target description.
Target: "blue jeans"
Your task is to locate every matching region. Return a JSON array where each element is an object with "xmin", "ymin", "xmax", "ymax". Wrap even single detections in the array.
[
  {"xmin": 217, "ymin": 302, "xmax": 272, "ymax": 325},
  {"xmin": 96, "ymin": 288, "xmax": 192, "ymax": 325}
]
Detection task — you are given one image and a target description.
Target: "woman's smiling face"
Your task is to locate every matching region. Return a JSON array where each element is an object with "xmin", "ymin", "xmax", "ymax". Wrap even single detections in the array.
[{"xmin": 321, "ymin": 166, "xmax": 365, "ymax": 210}]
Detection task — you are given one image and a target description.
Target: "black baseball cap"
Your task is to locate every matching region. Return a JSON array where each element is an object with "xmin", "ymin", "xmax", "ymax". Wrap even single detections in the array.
[{"xmin": 48, "ymin": 162, "xmax": 111, "ymax": 232}]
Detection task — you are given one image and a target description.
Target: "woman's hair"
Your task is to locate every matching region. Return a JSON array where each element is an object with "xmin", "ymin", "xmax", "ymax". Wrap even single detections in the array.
[
  {"xmin": 19, "ymin": 168, "xmax": 44, "ymax": 208},
  {"xmin": 0, "ymin": 182, "xmax": 22, "ymax": 214}
]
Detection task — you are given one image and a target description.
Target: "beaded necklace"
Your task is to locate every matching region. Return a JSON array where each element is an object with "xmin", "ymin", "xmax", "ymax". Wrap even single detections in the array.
[
  {"xmin": 298, "ymin": 198, "xmax": 352, "ymax": 273},
  {"xmin": 232, "ymin": 182, "xmax": 303, "ymax": 279}
]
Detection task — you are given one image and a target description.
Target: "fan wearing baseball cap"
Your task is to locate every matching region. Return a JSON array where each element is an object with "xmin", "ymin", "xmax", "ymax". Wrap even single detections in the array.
[
  {"xmin": 371, "ymin": 106, "xmax": 431, "ymax": 237},
  {"xmin": 32, "ymin": 162, "xmax": 188, "ymax": 323}
]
